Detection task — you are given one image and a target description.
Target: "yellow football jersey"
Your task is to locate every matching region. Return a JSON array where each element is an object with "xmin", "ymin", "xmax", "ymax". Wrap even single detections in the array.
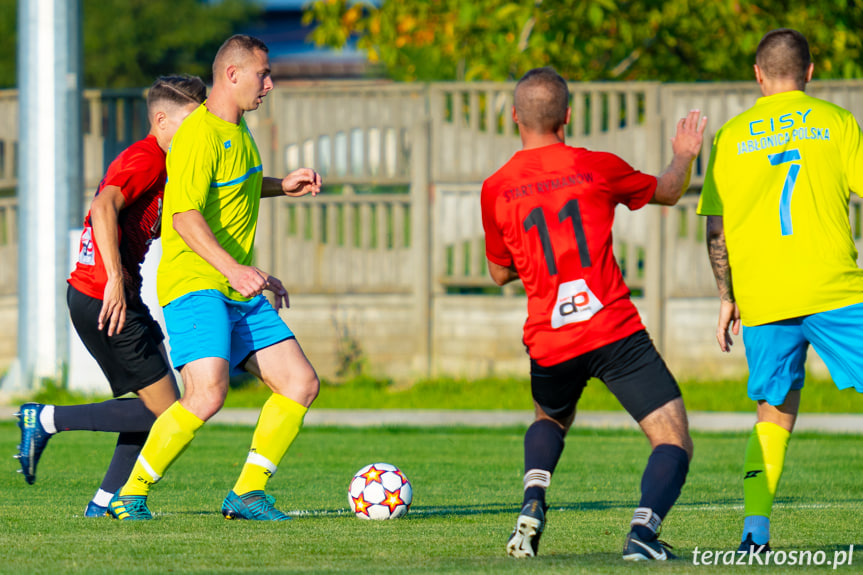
[
  {"xmin": 698, "ymin": 90, "xmax": 863, "ymax": 325},
  {"xmin": 158, "ymin": 103, "xmax": 263, "ymax": 306}
]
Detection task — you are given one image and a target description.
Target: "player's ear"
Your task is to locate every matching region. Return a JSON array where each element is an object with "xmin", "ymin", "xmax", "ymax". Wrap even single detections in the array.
[
  {"xmin": 511, "ymin": 105, "xmax": 518, "ymax": 125},
  {"xmin": 805, "ymin": 63, "xmax": 814, "ymax": 83},
  {"xmin": 226, "ymin": 64, "xmax": 239, "ymax": 84},
  {"xmin": 753, "ymin": 64, "xmax": 763, "ymax": 84},
  {"xmin": 564, "ymin": 107, "xmax": 571, "ymax": 126},
  {"xmin": 153, "ymin": 110, "xmax": 167, "ymax": 130}
]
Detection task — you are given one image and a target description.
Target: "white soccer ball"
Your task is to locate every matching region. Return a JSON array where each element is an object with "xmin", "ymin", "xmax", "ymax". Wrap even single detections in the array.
[{"xmin": 348, "ymin": 462, "xmax": 412, "ymax": 520}]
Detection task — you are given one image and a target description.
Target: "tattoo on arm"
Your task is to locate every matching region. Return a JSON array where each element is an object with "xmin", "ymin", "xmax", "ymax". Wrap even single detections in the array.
[{"xmin": 707, "ymin": 232, "xmax": 735, "ymax": 303}]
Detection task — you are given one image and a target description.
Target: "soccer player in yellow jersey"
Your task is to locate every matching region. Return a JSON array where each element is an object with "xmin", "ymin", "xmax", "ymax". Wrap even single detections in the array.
[
  {"xmin": 108, "ymin": 35, "xmax": 322, "ymax": 520},
  {"xmin": 698, "ymin": 28, "xmax": 863, "ymax": 552}
]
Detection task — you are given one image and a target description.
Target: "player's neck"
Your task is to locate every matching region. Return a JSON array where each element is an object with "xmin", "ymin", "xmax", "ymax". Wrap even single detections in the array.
[
  {"xmin": 520, "ymin": 132, "xmax": 565, "ymax": 150},
  {"xmin": 204, "ymin": 89, "xmax": 244, "ymax": 125},
  {"xmin": 151, "ymin": 129, "xmax": 170, "ymax": 153},
  {"xmin": 759, "ymin": 81, "xmax": 806, "ymax": 98}
]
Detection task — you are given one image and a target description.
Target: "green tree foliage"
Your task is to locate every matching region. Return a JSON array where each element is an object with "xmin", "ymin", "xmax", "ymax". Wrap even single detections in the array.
[
  {"xmin": 304, "ymin": 0, "xmax": 863, "ymax": 82},
  {"xmin": 0, "ymin": 0, "xmax": 261, "ymax": 89},
  {"xmin": 0, "ymin": 0, "xmax": 16, "ymax": 87}
]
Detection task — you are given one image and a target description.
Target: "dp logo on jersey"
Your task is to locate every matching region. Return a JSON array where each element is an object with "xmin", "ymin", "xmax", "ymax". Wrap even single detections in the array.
[{"xmin": 551, "ymin": 279, "xmax": 604, "ymax": 329}]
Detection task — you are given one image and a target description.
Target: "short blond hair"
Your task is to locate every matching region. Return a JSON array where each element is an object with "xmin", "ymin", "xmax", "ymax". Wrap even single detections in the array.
[{"xmin": 213, "ymin": 34, "xmax": 269, "ymax": 76}]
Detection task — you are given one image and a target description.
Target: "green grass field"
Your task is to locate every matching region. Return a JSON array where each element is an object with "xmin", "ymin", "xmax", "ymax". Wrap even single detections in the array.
[
  {"xmin": 22, "ymin": 374, "xmax": 863, "ymax": 413},
  {"xmin": 1, "ymin": 422, "xmax": 861, "ymax": 574}
]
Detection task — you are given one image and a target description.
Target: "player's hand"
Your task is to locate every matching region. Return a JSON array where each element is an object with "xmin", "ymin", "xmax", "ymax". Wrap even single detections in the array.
[
  {"xmin": 281, "ymin": 168, "xmax": 321, "ymax": 197},
  {"xmin": 227, "ymin": 265, "xmax": 269, "ymax": 298},
  {"xmin": 716, "ymin": 300, "xmax": 741, "ymax": 353},
  {"xmin": 672, "ymin": 109, "xmax": 707, "ymax": 161},
  {"xmin": 99, "ymin": 275, "xmax": 127, "ymax": 337},
  {"xmin": 263, "ymin": 274, "xmax": 290, "ymax": 310}
]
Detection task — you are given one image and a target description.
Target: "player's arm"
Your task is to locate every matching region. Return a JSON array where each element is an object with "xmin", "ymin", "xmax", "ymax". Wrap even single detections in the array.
[
  {"xmin": 480, "ymin": 182, "xmax": 518, "ymax": 286},
  {"xmin": 651, "ymin": 110, "xmax": 708, "ymax": 205},
  {"xmin": 706, "ymin": 215, "xmax": 740, "ymax": 352},
  {"xmin": 260, "ymin": 168, "xmax": 321, "ymax": 198},
  {"xmin": 172, "ymin": 210, "xmax": 290, "ymax": 308},
  {"xmin": 88, "ymin": 185, "xmax": 127, "ymax": 336},
  {"xmin": 488, "ymin": 261, "xmax": 519, "ymax": 286}
]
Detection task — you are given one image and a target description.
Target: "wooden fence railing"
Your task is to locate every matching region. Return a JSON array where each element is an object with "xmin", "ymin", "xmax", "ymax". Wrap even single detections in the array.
[
  {"xmin": 0, "ymin": 197, "xmax": 16, "ymax": 295},
  {"xmin": 6, "ymin": 80, "xmax": 863, "ymax": 368}
]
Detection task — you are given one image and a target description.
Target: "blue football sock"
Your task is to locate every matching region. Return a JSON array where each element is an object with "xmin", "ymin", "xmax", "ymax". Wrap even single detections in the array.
[{"xmin": 743, "ymin": 515, "xmax": 770, "ymax": 545}]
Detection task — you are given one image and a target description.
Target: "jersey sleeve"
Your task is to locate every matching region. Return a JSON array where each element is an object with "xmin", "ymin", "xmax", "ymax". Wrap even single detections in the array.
[
  {"xmin": 697, "ymin": 132, "xmax": 724, "ymax": 216},
  {"xmin": 842, "ymin": 113, "xmax": 863, "ymax": 198},
  {"xmin": 480, "ymin": 180, "xmax": 513, "ymax": 267},
  {"xmin": 594, "ymin": 152, "xmax": 657, "ymax": 210},
  {"xmin": 164, "ymin": 128, "xmax": 216, "ymax": 215},
  {"xmin": 102, "ymin": 146, "xmax": 165, "ymax": 205}
]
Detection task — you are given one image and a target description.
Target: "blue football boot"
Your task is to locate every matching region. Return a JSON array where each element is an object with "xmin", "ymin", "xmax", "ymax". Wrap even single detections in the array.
[
  {"xmin": 15, "ymin": 403, "xmax": 53, "ymax": 485},
  {"xmin": 108, "ymin": 493, "xmax": 153, "ymax": 520},
  {"xmin": 221, "ymin": 490, "xmax": 291, "ymax": 521},
  {"xmin": 84, "ymin": 501, "xmax": 108, "ymax": 518}
]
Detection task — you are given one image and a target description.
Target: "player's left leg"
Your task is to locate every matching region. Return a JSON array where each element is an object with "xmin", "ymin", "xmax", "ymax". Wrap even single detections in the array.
[
  {"xmin": 739, "ymin": 395, "xmax": 797, "ymax": 552},
  {"xmin": 222, "ymin": 296, "xmax": 319, "ymax": 520},
  {"xmin": 599, "ymin": 330, "xmax": 691, "ymax": 561}
]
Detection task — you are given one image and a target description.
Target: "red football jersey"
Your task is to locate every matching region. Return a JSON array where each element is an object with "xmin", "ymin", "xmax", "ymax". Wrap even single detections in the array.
[
  {"xmin": 481, "ymin": 143, "xmax": 657, "ymax": 366},
  {"xmin": 68, "ymin": 135, "xmax": 166, "ymax": 302}
]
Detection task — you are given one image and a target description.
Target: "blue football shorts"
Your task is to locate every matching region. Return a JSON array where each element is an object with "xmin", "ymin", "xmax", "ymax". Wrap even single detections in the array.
[
  {"xmin": 742, "ymin": 301, "xmax": 863, "ymax": 406},
  {"xmin": 163, "ymin": 289, "xmax": 294, "ymax": 375}
]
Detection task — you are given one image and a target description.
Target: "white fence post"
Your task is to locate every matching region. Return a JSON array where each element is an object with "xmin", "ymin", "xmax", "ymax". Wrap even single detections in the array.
[{"xmin": 411, "ymin": 113, "xmax": 432, "ymax": 376}]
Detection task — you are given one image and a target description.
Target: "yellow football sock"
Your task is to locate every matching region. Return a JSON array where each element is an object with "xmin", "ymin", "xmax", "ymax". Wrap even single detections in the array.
[
  {"xmin": 233, "ymin": 393, "xmax": 308, "ymax": 495},
  {"xmin": 119, "ymin": 401, "xmax": 204, "ymax": 497},
  {"xmin": 743, "ymin": 421, "xmax": 791, "ymax": 518}
]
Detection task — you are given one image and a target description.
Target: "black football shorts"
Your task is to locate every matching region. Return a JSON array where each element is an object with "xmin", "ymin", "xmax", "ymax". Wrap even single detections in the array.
[
  {"xmin": 530, "ymin": 329, "xmax": 682, "ymax": 423},
  {"xmin": 67, "ymin": 284, "xmax": 170, "ymax": 397}
]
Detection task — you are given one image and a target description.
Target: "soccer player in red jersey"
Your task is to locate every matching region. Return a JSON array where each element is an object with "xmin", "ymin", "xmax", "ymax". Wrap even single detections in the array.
[
  {"xmin": 482, "ymin": 68, "xmax": 706, "ymax": 560},
  {"xmin": 15, "ymin": 75, "xmax": 206, "ymax": 517}
]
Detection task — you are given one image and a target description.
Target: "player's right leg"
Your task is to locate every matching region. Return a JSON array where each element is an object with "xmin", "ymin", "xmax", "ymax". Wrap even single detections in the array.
[
  {"xmin": 738, "ymin": 320, "xmax": 807, "ymax": 551},
  {"xmin": 110, "ymin": 291, "xmax": 231, "ymax": 520},
  {"xmin": 598, "ymin": 330, "xmax": 692, "ymax": 561},
  {"xmin": 110, "ymin": 358, "xmax": 225, "ymax": 520},
  {"xmin": 506, "ymin": 357, "xmax": 583, "ymax": 558},
  {"xmin": 626, "ymin": 397, "xmax": 691, "ymax": 561}
]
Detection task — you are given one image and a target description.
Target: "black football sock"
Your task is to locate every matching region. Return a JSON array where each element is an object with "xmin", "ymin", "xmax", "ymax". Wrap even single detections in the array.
[
  {"xmin": 97, "ymin": 431, "xmax": 148, "ymax": 497},
  {"xmin": 522, "ymin": 419, "xmax": 565, "ymax": 508},
  {"xmin": 54, "ymin": 398, "xmax": 156, "ymax": 433},
  {"xmin": 632, "ymin": 444, "xmax": 689, "ymax": 541}
]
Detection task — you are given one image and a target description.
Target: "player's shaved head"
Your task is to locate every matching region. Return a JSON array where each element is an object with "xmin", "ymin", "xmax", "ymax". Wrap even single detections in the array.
[
  {"xmin": 756, "ymin": 29, "xmax": 811, "ymax": 85},
  {"xmin": 213, "ymin": 34, "xmax": 269, "ymax": 77},
  {"xmin": 514, "ymin": 68, "xmax": 569, "ymax": 134}
]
